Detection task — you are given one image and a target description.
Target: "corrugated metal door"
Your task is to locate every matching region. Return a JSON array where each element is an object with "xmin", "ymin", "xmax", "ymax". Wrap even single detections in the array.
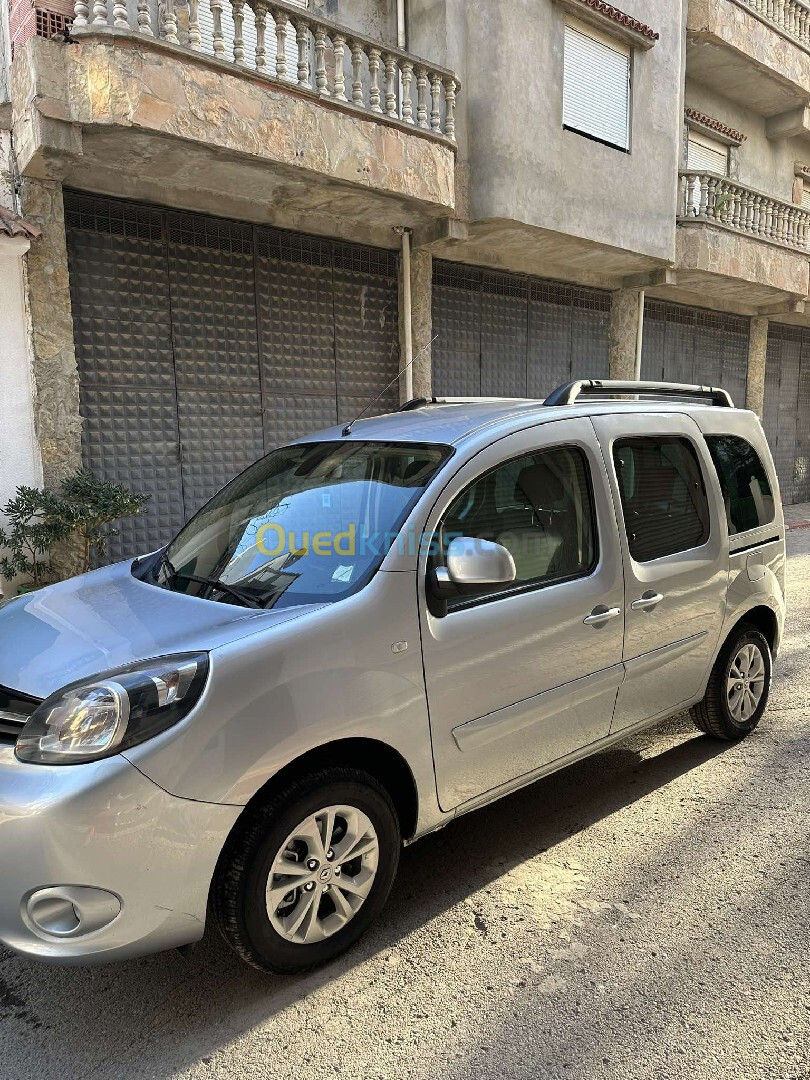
[
  {"xmin": 65, "ymin": 191, "xmax": 398, "ymax": 559},
  {"xmin": 641, "ymin": 300, "xmax": 749, "ymax": 410},
  {"xmin": 763, "ymin": 325, "xmax": 810, "ymax": 504},
  {"xmin": 432, "ymin": 260, "xmax": 610, "ymax": 399}
]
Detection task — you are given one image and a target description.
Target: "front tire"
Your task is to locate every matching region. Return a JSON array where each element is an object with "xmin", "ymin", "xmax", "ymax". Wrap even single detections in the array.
[
  {"xmin": 213, "ymin": 767, "xmax": 400, "ymax": 975},
  {"xmin": 690, "ymin": 623, "xmax": 772, "ymax": 740}
]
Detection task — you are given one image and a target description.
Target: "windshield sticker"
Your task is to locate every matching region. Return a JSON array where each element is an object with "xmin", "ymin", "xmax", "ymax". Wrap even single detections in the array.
[{"xmin": 332, "ymin": 564, "xmax": 355, "ymax": 583}]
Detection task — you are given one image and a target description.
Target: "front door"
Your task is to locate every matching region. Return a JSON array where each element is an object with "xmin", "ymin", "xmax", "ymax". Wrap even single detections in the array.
[
  {"xmin": 419, "ymin": 417, "xmax": 625, "ymax": 812},
  {"xmin": 590, "ymin": 412, "xmax": 728, "ymax": 731}
]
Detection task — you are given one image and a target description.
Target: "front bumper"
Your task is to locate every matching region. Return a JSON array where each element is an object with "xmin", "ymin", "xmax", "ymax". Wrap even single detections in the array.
[{"xmin": 0, "ymin": 745, "xmax": 240, "ymax": 964}]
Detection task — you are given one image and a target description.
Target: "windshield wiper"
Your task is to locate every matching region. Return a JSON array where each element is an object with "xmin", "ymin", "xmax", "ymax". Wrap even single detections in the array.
[{"xmin": 164, "ymin": 559, "xmax": 265, "ymax": 609}]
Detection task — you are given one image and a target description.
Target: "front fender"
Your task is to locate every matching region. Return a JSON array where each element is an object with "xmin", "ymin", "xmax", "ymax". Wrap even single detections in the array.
[{"xmin": 121, "ymin": 572, "xmax": 444, "ymax": 834}]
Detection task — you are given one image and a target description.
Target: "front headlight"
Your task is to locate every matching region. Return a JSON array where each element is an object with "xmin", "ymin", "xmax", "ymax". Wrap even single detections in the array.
[{"xmin": 15, "ymin": 653, "xmax": 209, "ymax": 765}]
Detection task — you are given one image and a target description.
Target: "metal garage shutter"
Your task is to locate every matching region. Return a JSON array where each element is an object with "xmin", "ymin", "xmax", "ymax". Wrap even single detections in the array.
[
  {"xmin": 763, "ymin": 325, "xmax": 810, "ymax": 504},
  {"xmin": 432, "ymin": 260, "xmax": 610, "ymax": 398},
  {"xmin": 65, "ymin": 194, "xmax": 186, "ymax": 560},
  {"xmin": 641, "ymin": 300, "xmax": 749, "ymax": 411},
  {"xmin": 65, "ymin": 191, "xmax": 399, "ymax": 561},
  {"xmin": 563, "ymin": 19, "xmax": 631, "ymax": 151}
]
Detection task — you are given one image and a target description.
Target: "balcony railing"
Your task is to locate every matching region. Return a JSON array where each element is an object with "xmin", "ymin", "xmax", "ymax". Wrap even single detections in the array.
[
  {"xmin": 678, "ymin": 171, "xmax": 810, "ymax": 251},
  {"xmin": 735, "ymin": 0, "xmax": 810, "ymax": 49},
  {"xmin": 70, "ymin": 0, "xmax": 459, "ymax": 141}
]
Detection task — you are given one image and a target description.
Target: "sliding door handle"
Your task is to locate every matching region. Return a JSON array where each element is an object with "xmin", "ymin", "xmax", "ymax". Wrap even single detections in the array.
[
  {"xmin": 631, "ymin": 591, "xmax": 664, "ymax": 611},
  {"xmin": 583, "ymin": 605, "xmax": 622, "ymax": 626}
]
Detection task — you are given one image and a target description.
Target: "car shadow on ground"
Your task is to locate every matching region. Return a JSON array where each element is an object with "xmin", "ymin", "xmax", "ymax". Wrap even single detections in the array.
[{"xmin": 0, "ymin": 714, "xmax": 734, "ymax": 1075}]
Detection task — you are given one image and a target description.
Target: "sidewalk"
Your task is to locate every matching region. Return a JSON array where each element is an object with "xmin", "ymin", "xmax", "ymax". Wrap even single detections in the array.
[{"xmin": 784, "ymin": 500, "xmax": 810, "ymax": 528}]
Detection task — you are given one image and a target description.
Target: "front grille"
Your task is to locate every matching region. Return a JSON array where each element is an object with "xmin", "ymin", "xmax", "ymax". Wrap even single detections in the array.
[{"xmin": 0, "ymin": 685, "xmax": 39, "ymax": 743}]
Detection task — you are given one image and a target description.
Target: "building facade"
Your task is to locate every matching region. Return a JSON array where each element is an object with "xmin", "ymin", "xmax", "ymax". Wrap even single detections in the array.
[{"xmin": 1, "ymin": 0, "xmax": 810, "ymax": 578}]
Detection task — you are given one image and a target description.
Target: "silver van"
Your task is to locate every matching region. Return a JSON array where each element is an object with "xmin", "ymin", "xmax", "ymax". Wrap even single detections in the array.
[{"xmin": 0, "ymin": 380, "xmax": 786, "ymax": 974}]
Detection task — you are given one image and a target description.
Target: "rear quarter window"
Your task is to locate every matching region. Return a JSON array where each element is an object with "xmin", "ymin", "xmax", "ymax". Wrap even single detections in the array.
[
  {"xmin": 705, "ymin": 434, "xmax": 775, "ymax": 534},
  {"xmin": 613, "ymin": 436, "xmax": 710, "ymax": 562}
]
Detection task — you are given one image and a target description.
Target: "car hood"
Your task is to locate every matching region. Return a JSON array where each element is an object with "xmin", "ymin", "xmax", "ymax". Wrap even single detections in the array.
[{"xmin": 0, "ymin": 561, "xmax": 323, "ymax": 700}]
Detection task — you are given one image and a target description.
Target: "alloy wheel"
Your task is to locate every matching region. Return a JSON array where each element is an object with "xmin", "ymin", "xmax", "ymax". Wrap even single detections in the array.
[
  {"xmin": 726, "ymin": 642, "xmax": 766, "ymax": 724},
  {"xmin": 266, "ymin": 804, "xmax": 379, "ymax": 945}
]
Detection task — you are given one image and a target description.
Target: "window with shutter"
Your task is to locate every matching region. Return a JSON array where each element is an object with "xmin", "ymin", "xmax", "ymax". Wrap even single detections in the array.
[
  {"xmin": 686, "ymin": 131, "xmax": 729, "ymax": 176},
  {"xmin": 197, "ymin": 0, "xmax": 305, "ymax": 75},
  {"xmin": 562, "ymin": 19, "xmax": 631, "ymax": 151},
  {"xmin": 802, "ymin": 182, "xmax": 810, "ymax": 211}
]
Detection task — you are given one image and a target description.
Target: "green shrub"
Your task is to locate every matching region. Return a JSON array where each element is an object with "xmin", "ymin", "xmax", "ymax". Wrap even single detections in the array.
[{"xmin": 0, "ymin": 470, "xmax": 150, "ymax": 589}]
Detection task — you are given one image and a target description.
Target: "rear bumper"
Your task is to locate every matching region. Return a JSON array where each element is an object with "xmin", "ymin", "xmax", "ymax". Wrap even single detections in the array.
[{"xmin": 0, "ymin": 746, "xmax": 240, "ymax": 964}]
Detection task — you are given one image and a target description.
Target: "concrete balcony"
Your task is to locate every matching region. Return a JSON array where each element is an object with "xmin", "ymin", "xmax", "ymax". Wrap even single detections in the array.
[
  {"xmin": 10, "ymin": 1, "xmax": 458, "ymax": 240},
  {"xmin": 667, "ymin": 171, "xmax": 810, "ymax": 313},
  {"xmin": 687, "ymin": 0, "xmax": 810, "ymax": 122}
]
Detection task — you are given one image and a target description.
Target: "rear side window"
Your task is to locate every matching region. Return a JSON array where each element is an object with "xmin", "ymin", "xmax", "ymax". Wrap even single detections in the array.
[
  {"xmin": 705, "ymin": 435, "xmax": 775, "ymax": 534},
  {"xmin": 614, "ymin": 437, "xmax": 710, "ymax": 562}
]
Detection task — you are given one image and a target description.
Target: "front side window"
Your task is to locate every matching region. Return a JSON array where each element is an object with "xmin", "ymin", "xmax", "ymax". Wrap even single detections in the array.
[
  {"xmin": 705, "ymin": 434, "xmax": 775, "ymax": 535},
  {"xmin": 438, "ymin": 445, "xmax": 597, "ymax": 608},
  {"xmin": 563, "ymin": 19, "xmax": 631, "ymax": 151},
  {"xmin": 614, "ymin": 437, "xmax": 710, "ymax": 562},
  {"xmin": 158, "ymin": 441, "xmax": 450, "ymax": 609}
]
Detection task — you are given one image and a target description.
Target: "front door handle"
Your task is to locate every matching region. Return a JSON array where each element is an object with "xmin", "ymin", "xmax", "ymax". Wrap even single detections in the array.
[
  {"xmin": 631, "ymin": 591, "xmax": 664, "ymax": 611},
  {"xmin": 583, "ymin": 605, "xmax": 622, "ymax": 626}
]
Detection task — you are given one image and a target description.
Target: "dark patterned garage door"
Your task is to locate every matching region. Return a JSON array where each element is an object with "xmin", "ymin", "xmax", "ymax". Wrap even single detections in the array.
[
  {"xmin": 431, "ymin": 260, "xmax": 610, "ymax": 398},
  {"xmin": 640, "ymin": 301, "xmax": 749, "ymax": 410},
  {"xmin": 763, "ymin": 325, "xmax": 810, "ymax": 504},
  {"xmin": 65, "ymin": 191, "xmax": 399, "ymax": 560}
]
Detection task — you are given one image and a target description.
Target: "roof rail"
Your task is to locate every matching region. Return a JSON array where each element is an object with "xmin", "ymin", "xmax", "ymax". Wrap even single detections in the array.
[
  {"xmin": 543, "ymin": 379, "xmax": 735, "ymax": 408},
  {"xmin": 398, "ymin": 396, "xmax": 518, "ymax": 412}
]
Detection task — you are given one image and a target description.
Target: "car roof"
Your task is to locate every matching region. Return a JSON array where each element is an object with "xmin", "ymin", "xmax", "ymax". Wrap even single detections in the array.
[{"xmin": 298, "ymin": 397, "xmax": 741, "ymax": 448}]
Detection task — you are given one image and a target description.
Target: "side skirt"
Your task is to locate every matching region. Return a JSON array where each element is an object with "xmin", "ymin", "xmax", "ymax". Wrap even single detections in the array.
[{"xmin": 404, "ymin": 697, "xmax": 703, "ymax": 845}]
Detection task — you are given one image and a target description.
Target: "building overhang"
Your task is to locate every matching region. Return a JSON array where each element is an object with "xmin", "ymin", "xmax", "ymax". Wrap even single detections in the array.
[
  {"xmin": 10, "ymin": 33, "xmax": 457, "ymax": 243},
  {"xmin": 686, "ymin": 0, "xmax": 810, "ymax": 120},
  {"xmin": 647, "ymin": 223, "xmax": 810, "ymax": 315}
]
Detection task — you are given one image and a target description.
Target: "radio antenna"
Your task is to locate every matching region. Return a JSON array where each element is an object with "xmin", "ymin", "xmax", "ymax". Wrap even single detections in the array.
[{"xmin": 341, "ymin": 333, "xmax": 438, "ymax": 437}]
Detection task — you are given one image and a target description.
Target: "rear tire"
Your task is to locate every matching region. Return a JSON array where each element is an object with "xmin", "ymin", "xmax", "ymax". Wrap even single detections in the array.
[
  {"xmin": 690, "ymin": 623, "xmax": 771, "ymax": 740},
  {"xmin": 213, "ymin": 767, "xmax": 400, "ymax": 975}
]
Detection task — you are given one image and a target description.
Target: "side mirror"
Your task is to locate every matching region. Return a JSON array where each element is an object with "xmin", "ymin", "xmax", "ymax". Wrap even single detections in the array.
[{"xmin": 430, "ymin": 536, "xmax": 517, "ymax": 601}]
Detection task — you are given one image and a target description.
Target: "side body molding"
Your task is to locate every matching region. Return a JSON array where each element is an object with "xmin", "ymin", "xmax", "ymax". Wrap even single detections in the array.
[{"xmin": 451, "ymin": 664, "xmax": 624, "ymax": 754}]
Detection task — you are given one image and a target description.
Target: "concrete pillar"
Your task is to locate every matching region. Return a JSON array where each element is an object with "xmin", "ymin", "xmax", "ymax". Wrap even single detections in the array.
[
  {"xmin": 746, "ymin": 316, "xmax": 768, "ymax": 417},
  {"xmin": 0, "ymin": 234, "xmax": 43, "ymax": 595},
  {"xmin": 609, "ymin": 288, "xmax": 644, "ymax": 380},
  {"xmin": 398, "ymin": 245, "xmax": 433, "ymax": 400},
  {"xmin": 18, "ymin": 177, "xmax": 82, "ymax": 489},
  {"xmin": 19, "ymin": 177, "xmax": 83, "ymax": 579}
]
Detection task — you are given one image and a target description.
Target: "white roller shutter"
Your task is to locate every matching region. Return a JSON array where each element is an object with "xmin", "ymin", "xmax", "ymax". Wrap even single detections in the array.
[
  {"xmin": 802, "ymin": 183, "xmax": 810, "ymax": 211},
  {"xmin": 563, "ymin": 19, "xmax": 630, "ymax": 151},
  {"xmin": 197, "ymin": 0, "xmax": 304, "ymax": 76},
  {"xmin": 686, "ymin": 131, "xmax": 729, "ymax": 175}
]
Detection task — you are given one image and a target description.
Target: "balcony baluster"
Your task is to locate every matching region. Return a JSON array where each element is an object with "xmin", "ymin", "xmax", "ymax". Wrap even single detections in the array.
[
  {"xmin": 678, "ymin": 171, "xmax": 810, "ymax": 251},
  {"xmin": 332, "ymin": 34, "xmax": 347, "ymax": 101},
  {"xmin": 254, "ymin": 2, "xmax": 267, "ymax": 71},
  {"xmin": 71, "ymin": 0, "xmax": 460, "ymax": 141}
]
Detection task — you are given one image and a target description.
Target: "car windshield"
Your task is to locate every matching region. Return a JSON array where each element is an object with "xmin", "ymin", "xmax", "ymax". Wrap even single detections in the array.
[{"xmin": 159, "ymin": 440, "xmax": 451, "ymax": 609}]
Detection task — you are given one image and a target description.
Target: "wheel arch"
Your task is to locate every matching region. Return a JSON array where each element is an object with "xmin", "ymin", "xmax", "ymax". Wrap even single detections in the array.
[
  {"xmin": 732, "ymin": 604, "xmax": 779, "ymax": 653},
  {"xmin": 235, "ymin": 737, "xmax": 420, "ymax": 841}
]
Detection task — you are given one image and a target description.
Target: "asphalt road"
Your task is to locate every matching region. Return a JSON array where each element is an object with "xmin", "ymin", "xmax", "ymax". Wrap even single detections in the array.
[{"xmin": 1, "ymin": 531, "xmax": 809, "ymax": 1080}]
